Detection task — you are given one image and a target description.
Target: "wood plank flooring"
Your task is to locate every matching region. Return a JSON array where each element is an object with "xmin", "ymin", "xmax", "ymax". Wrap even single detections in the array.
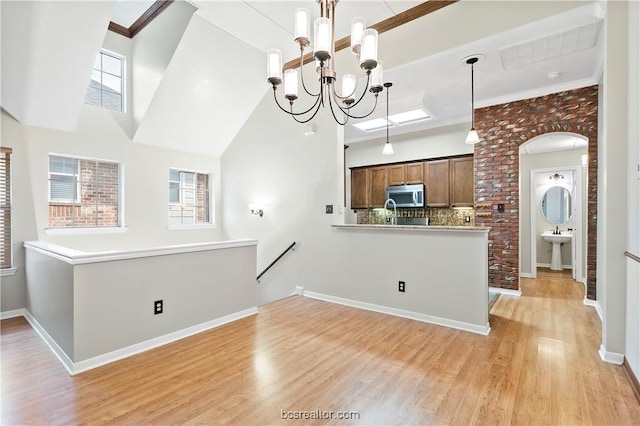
[{"xmin": 2, "ymin": 272, "xmax": 640, "ymax": 425}]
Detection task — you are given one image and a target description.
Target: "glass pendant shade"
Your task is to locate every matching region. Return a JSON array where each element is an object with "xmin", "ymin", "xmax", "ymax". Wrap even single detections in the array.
[
  {"xmin": 294, "ymin": 8, "xmax": 310, "ymax": 46},
  {"xmin": 266, "ymin": 49, "xmax": 282, "ymax": 85},
  {"xmin": 341, "ymin": 74, "xmax": 356, "ymax": 102},
  {"xmin": 370, "ymin": 60, "xmax": 383, "ymax": 90},
  {"xmin": 350, "ymin": 17, "xmax": 366, "ymax": 53},
  {"xmin": 360, "ymin": 29, "xmax": 378, "ymax": 71},
  {"xmin": 284, "ymin": 69, "xmax": 298, "ymax": 101},
  {"xmin": 465, "ymin": 129, "xmax": 480, "ymax": 144},
  {"xmin": 382, "ymin": 141, "xmax": 394, "ymax": 155},
  {"xmin": 314, "ymin": 17, "xmax": 332, "ymax": 62}
]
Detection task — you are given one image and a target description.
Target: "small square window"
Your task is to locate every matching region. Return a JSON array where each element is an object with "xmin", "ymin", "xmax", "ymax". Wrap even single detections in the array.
[{"xmin": 168, "ymin": 169, "xmax": 213, "ymax": 226}]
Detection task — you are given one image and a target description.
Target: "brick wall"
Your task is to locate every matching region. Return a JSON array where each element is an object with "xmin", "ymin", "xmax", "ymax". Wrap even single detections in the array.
[
  {"xmin": 473, "ymin": 85, "xmax": 598, "ymax": 299},
  {"xmin": 49, "ymin": 160, "xmax": 120, "ymax": 227}
]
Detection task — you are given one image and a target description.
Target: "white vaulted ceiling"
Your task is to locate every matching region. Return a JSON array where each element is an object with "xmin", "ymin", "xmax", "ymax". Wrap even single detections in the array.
[
  {"xmin": 0, "ymin": 0, "xmax": 115, "ymax": 131},
  {"xmin": 0, "ymin": 1, "xmax": 605, "ymax": 156}
]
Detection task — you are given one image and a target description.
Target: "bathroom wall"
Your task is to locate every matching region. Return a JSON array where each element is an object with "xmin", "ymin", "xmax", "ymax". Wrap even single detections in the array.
[{"xmin": 520, "ymin": 148, "xmax": 586, "ymax": 276}]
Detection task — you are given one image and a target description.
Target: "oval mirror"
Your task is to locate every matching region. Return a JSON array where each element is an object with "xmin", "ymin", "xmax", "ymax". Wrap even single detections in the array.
[{"xmin": 541, "ymin": 186, "xmax": 572, "ymax": 224}]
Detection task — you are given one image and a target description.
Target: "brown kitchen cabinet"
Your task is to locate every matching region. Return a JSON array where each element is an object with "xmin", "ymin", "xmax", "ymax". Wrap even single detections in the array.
[
  {"xmin": 424, "ymin": 159, "xmax": 450, "ymax": 207},
  {"xmin": 350, "ymin": 166, "xmax": 389, "ymax": 209},
  {"xmin": 387, "ymin": 163, "xmax": 424, "ymax": 186},
  {"xmin": 450, "ymin": 157, "xmax": 474, "ymax": 207}
]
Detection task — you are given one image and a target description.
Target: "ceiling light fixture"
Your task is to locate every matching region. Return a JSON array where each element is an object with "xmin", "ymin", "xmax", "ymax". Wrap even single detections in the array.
[
  {"xmin": 266, "ymin": 0, "xmax": 384, "ymax": 126},
  {"xmin": 382, "ymin": 82, "xmax": 393, "ymax": 155},
  {"xmin": 464, "ymin": 56, "xmax": 480, "ymax": 145}
]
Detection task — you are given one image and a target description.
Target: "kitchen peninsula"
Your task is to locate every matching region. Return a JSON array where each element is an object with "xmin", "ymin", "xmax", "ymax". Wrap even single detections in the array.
[{"xmin": 305, "ymin": 223, "xmax": 491, "ymax": 335}]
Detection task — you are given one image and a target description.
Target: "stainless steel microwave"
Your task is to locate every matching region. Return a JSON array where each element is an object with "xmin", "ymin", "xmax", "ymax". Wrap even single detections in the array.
[{"xmin": 385, "ymin": 184, "xmax": 425, "ymax": 208}]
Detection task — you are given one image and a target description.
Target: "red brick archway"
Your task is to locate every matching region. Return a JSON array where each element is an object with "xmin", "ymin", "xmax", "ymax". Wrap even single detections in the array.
[{"xmin": 473, "ymin": 86, "xmax": 598, "ymax": 299}]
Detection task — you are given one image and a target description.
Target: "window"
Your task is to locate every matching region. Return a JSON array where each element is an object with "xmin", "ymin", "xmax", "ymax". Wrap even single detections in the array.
[
  {"xmin": 85, "ymin": 49, "xmax": 125, "ymax": 112},
  {"xmin": 168, "ymin": 169, "xmax": 212, "ymax": 226},
  {"xmin": 48, "ymin": 155, "xmax": 122, "ymax": 228},
  {"xmin": 0, "ymin": 148, "xmax": 12, "ymax": 270}
]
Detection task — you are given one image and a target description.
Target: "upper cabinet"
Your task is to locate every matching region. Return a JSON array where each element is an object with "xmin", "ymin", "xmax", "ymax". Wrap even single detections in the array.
[
  {"xmin": 450, "ymin": 157, "xmax": 474, "ymax": 207},
  {"xmin": 350, "ymin": 166, "xmax": 389, "ymax": 209},
  {"xmin": 388, "ymin": 163, "xmax": 424, "ymax": 186},
  {"xmin": 425, "ymin": 160, "xmax": 450, "ymax": 207},
  {"xmin": 350, "ymin": 155, "xmax": 473, "ymax": 210}
]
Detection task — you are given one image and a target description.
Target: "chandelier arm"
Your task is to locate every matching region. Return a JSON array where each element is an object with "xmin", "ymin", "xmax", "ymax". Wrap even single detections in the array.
[
  {"xmin": 290, "ymin": 99, "xmax": 323, "ymax": 124},
  {"xmin": 272, "ymin": 87, "xmax": 323, "ymax": 117},
  {"xmin": 327, "ymin": 95, "xmax": 350, "ymax": 126},
  {"xmin": 299, "ymin": 48, "xmax": 321, "ymax": 97},
  {"xmin": 335, "ymin": 93, "xmax": 379, "ymax": 120},
  {"xmin": 331, "ymin": 70, "xmax": 371, "ymax": 103}
]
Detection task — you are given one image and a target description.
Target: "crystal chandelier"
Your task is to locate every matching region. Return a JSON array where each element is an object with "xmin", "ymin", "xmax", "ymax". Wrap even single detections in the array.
[{"xmin": 266, "ymin": 0, "xmax": 385, "ymax": 125}]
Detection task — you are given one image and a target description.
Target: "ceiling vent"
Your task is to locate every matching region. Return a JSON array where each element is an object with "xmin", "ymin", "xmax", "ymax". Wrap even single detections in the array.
[{"xmin": 498, "ymin": 21, "xmax": 601, "ymax": 70}]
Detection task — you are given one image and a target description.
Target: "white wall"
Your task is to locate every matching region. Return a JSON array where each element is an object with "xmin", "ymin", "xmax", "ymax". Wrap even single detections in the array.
[
  {"xmin": 0, "ymin": 105, "xmax": 223, "ymax": 311},
  {"xmin": 625, "ymin": 0, "xmax": 640, "ymax": 379}
]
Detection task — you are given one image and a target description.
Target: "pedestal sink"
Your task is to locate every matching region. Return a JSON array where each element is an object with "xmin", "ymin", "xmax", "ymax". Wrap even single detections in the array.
[{"xmin": 541, "ymin": 231, "xmax": 572, "ymax": 270}]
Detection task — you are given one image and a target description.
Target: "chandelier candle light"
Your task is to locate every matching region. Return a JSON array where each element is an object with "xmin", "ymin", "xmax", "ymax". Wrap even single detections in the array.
[{"xmin": 266, "ymin": 0, "xmax": 385, "ymax": 125}]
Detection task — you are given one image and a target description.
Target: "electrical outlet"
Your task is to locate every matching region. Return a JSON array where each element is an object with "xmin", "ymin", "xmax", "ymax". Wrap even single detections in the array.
[
  {"xmin": 465, "ymin": 216, "xmax": 471, "ymax": 222},
  {"xmin": 325, "ymin": 204, "xmax": 333, "ymax": 214},
  {"xmin": 398, "ymin": 281, "xmax": 405, "ymax": 292},
  {"xmin": 154, "ymin": 300, "xmax": 163, "ymax": 315}
]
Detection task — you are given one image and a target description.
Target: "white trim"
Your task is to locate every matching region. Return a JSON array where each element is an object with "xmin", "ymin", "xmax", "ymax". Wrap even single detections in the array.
[
  {"xmin": 168, "ymin": 224, "xmax": 217, "ymax": 231},
  {"xmin": 583, "ymin": 298, "xmax": 603, "ymax": 321},
  {"xmin": 24, "ymin": 239, "xmax": 258, "ymax": 265},
  {"xmin": 301, "ymin": 290, "xmax": 490, "ymax": 336},
  {"xmin": 0, "ymin": 267, "xmax": 17, "ymax": 276},
  {"xmin": 71, "ymin": 307, "xmax": 257, "ymax": 375},
  {"xmin": 23, "ymin": 307, "xmax": 257, "ymax": 375},
  {"xmin": 23, "ymin": 310, "xmax": 74, "ymax": 374},
  {"xmin": 598, "ymin": 344, "xmax": 624, "ymax": 365},
  {"xmin": 520, "ymin": 272, "xmax": 535, "ymax": 278},
  {"xmin": 294, "ymin": 286, "xmax": 304, "ymax": 296},
  {"xmin": 536, "ymin": 262, "xmax": 573, "ymax": 270},
  {"xmin": 45, "ymin": 226, "xmax": 128, "ymax": 235},
  {"xmin": 0, "ymin": 307, "xmax": 25, "ymax": 320},
  {"xmin": 331, "ymin": 224, "xmax": 489, "ymax": 233},
  {"xmin": 489, "ymin": 286, "xmax": 522, "ymax": 297}
]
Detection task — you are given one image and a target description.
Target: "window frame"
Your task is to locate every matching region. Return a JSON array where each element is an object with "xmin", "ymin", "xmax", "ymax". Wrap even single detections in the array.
[
  {"xmin": 167, "ymin": 167, "xmax": 215, "ymax": 230},
  {"xmin": 0, "ymin": 147, "xmax": 15, "ymax": 275},
  {"xmin": 85, "ymin": 48, "xmax": 126, "ymax": 113},
  {"xmin": 47, "ymin": 153, "xmax": 125, "ymax": 231}
]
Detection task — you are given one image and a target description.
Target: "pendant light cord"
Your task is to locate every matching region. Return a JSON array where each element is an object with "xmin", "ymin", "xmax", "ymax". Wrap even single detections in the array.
[
  {"xmin": 471, "ymin": 62, "xmax": 475, "ymax": 128},
  {"xmin": 386, "ymin": 85, "xmax": 390, "ymax": 142}
]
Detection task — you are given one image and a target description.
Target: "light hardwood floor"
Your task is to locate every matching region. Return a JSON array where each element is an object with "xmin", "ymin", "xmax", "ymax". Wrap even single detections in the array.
[{"xmin": 2, "ymin": 273, "xmax": 640, "ymax": 425}]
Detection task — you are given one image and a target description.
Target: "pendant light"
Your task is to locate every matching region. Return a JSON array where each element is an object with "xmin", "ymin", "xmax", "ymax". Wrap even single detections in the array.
[
  {"xmin": 465, "ymin": 56, "xmax": 480, "ymax": 144},
  {"xmin": 382, "ymin": 82, "xmax": 394, "ymax": 155}
]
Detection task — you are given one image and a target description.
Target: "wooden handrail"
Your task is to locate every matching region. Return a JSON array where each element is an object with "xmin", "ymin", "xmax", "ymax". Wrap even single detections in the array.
[{"xmin": 257, "ymin": 242, "xmax": 297, "ymax": 282}]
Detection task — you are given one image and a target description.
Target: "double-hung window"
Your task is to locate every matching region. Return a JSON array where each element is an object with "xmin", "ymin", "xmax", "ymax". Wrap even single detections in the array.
[
  {"xmin": 85, "ymin": 49, "xmax": 125, "ymax": 112},
  {"xmin": 48, "ymin": 155, "xmax": 122, "ymax": 228},
  {"xmin": 0, "ymin": 148, "xmax": 13, "ymax": 272},
  {"xmin": 168, "ymin": 169, "xmax": 213, "ymax": 226}
]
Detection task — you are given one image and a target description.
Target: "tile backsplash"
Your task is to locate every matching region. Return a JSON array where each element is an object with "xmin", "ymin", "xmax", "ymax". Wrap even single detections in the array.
[{"xmin": 357, "ymin": 207, "xmax": 475, "ymax": 226}]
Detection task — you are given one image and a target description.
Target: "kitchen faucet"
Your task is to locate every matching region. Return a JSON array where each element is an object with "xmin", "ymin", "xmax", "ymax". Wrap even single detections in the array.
[{"xmin": 384, "ymin": 198, "xmax": 397, "ymax": 225}]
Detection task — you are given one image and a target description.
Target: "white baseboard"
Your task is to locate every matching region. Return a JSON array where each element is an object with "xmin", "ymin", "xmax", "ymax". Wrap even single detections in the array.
[
  {"xmin": 489, "ymin": 287, "xmax": 522, "ymax": 297},
  {"xmin": 520, "ymin": 272, "xmax": 535, "ymax": 278},
  {"xmin": 294, "ymin": 286, "xmax": 304, "ymax": 296},
  {"xmin": 536, "ymin": 263, "xmax": 573, "ymax": 270},
  {"xmin": 23, "ymin": 310, "xmax": 75, "ymax": 374},
  {"xmin": 301, "ymin": 290, "xmax": 490, "ymax": 336},
  {"xmin": 599, "ymin": 344, "xmax": 624, "ymax": 365},
  {"xmin": 25, "ymin": 307, "xmax": 258, "ymax": 375},
  {"xmin": 583, "ymin": 298, "xmax": 603, "ymax": 322},
  {"xmin": 0, "ymin": 308, "xmax": 26, "ymax": 320}
]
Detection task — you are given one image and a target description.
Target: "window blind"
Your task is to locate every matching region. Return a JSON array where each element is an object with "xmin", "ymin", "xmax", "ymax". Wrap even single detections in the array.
[{"xmin": 0, "ymin": 147, "xmax": 12, "ymax": 269}]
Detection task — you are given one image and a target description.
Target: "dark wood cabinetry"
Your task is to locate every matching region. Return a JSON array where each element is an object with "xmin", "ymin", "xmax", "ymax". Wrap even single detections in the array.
[
  {"xmin": 350, "ymin": 155, "xmax": 473, "ymax": 210},
  {"xmin": 450, "ymin": 157, "xmax": 474, "ymax": 207},
  {"xmin": 425, "ymin": 160, "xmax": 450, "ymax": 207},
  {"xmin": 388, "ymin": 163, "xmax": 424, "ymax": 186}
]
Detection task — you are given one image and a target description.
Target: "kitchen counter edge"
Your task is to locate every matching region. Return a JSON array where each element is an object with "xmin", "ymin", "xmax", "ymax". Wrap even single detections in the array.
[{"xmin": 331, "ymin": 224, "xmax": 489, "ymax": 232}]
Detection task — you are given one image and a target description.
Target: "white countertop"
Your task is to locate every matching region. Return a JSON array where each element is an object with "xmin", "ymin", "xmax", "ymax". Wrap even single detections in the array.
[{"xmin": 332, "ymin": 224, "xmax": 489, "ymax": 232}]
